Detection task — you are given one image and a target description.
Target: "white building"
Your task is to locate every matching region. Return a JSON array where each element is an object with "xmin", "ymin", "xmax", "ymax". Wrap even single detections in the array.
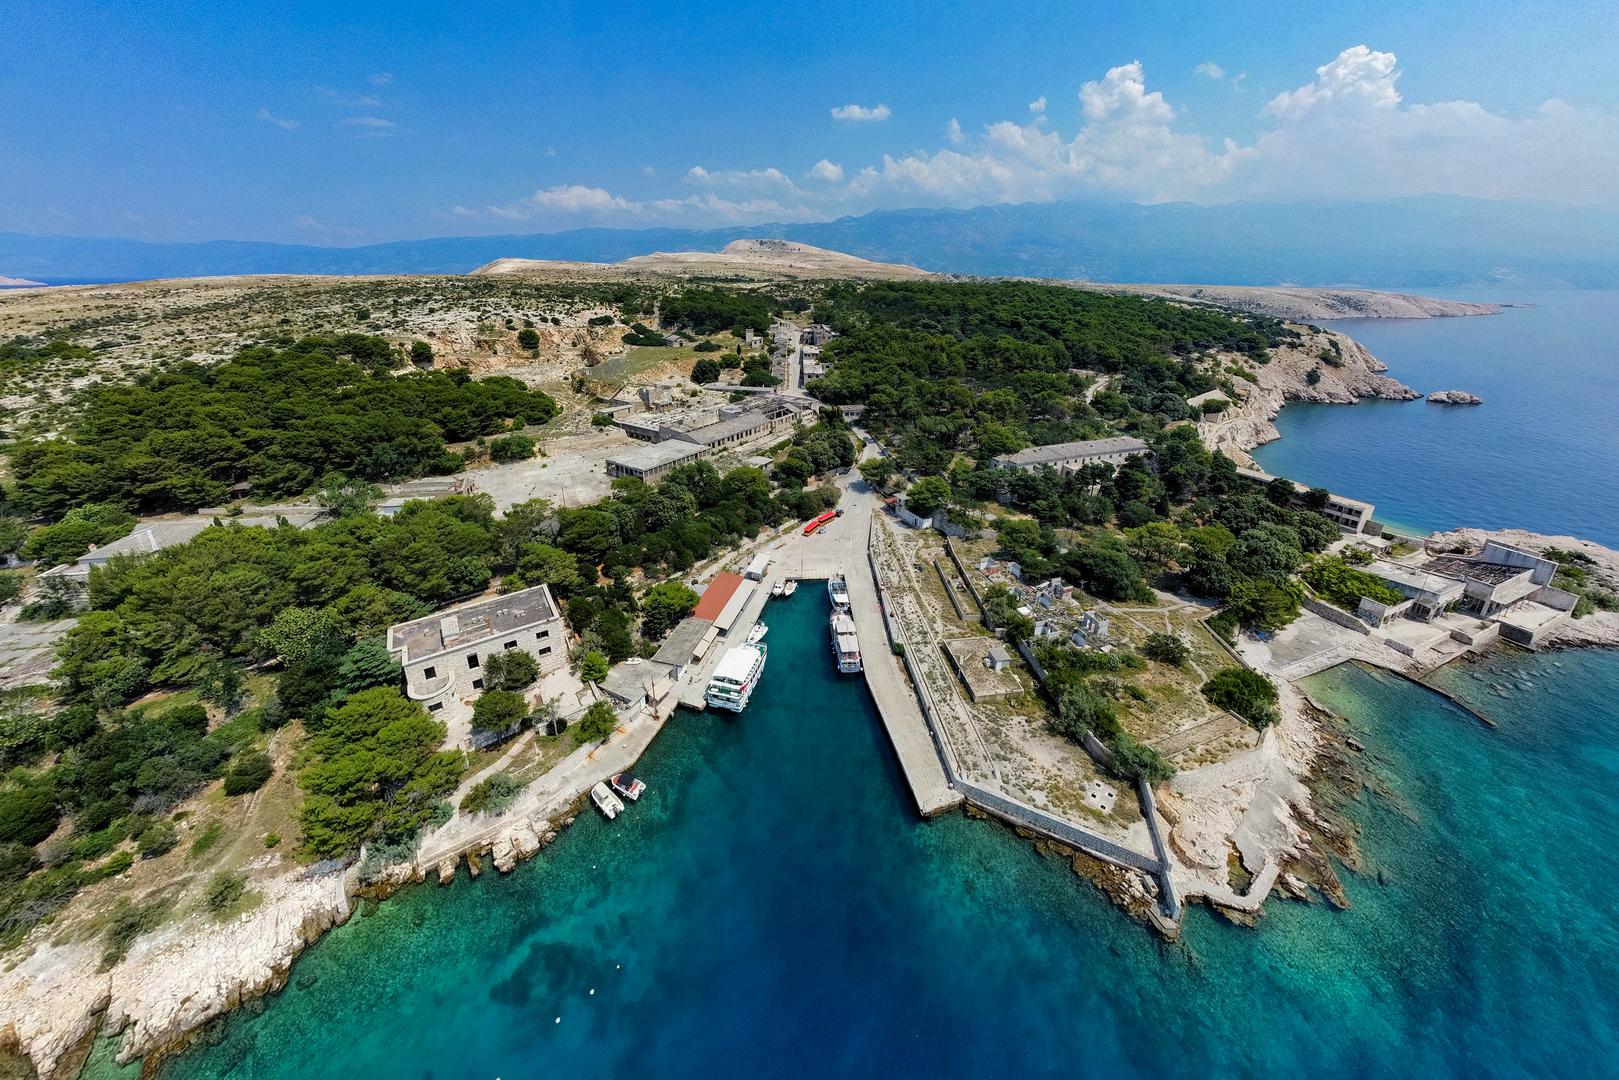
[
  {"xmin": 993, "ymin": 436, "xmax": 1150, "ymax": 474},
  {"xmin": 387, "ymin": 584, "xmax": 568, "ymax": 739}
]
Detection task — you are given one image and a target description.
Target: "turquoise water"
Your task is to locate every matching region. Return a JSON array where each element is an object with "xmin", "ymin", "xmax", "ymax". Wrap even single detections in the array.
[
  {"xmin": 103, "ymin": 595, "xmax": 1619, "ymax": 1079},
  {"xmin": 1253, "ymin": 290, "xmax": 1619, "ymax": 545}
]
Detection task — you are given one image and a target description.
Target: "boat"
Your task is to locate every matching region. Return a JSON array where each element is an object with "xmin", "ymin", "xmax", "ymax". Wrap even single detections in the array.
[
  {"xmin": 830, "ymin": 610, "xmax": 862, "ymax": 674},
  {"xmin": 827, "ymin": 573, "xmax": 851, "ymax": 612},
  {"xmin": 770, "ymin": 580, "xmax": 785, "ymax": 597},
  {"xmin": 610, "ymin": 773, "xmax": 646, "ymax": 801},
  {"xmin": 591, "ymin": 782, "xmax": 624, "ymax": 820},
  {"xmin": 782, "ymin": 579, "xmax": 798, "ymax": 597},
  {"xmin": 747, "ymin": 622, "xmax": 768, "ymax": 643},
  {"xmin": 705, "ymin": 642, "xmax": 768, "ymax": 712}
]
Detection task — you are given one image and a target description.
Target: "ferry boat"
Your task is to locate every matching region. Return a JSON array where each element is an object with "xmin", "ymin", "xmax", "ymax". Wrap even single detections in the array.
[
  {"xmin": 705, "ymin": 643, "xmax": 768, "ymax": 712},
  {"xmin": 747, "ymin": 622, "xmax": 768, "ymax": 644},
  {"xmin": 591, "ymin": 781, "xmax": 624, "ymax": 820},
  {"xmin": 827, "ymin": 573, "xmax": 851, "ymax": 612},
  {"xmin": 830, "ymin": 610, "xmax": 862, "ymax": 674},
  {"xmin": 782, "ymin": 579, "xmax": 798, "ymax": 597},
  {"xmin": 610, "ymin": 773, "xmax": 646, "ymax": 801}
]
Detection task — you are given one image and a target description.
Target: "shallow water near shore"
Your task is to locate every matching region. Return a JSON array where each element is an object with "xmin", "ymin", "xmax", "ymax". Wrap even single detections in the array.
[
  {"xmin": 86, "ymin": 592, "xmax": 1619, "ymax": 1080},
  {"xmin": 1253, "ymin": 289, "xmax": 1619, "ymax": 545}
]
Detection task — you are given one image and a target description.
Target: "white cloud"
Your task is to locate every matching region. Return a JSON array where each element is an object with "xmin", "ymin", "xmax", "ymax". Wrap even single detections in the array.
[
  {"xmin": 457, "ymin": 46, "xmax": 1619, "ymax": 228},
  {"xmin": 317, "ymin": 86, "xmax": 385, "ymax": 108},
  {"xmin": 808, "ymin": 159, "xmax": 844, "ymax": 184},
  {"xmin": 1193, "ymin": 61, "xmax": 1225, "ymax": 80},
  {"xmin": 1028, "ymin": 96, "xmax": 1047, "ymax": 114},
  {"xmin": 831, "ymin": 103, "xmax": 891, "ymax": 123},
  {"xmin": 341, "ymin": 116, "xmax": 397, "ymax": 137},
  {"xmin": 369, "ymin": 72, "xmax": 393, "ymax": 86},
  {"xmin": 256, "ymin": 108, "xmax": 298, "ymax": 130}
]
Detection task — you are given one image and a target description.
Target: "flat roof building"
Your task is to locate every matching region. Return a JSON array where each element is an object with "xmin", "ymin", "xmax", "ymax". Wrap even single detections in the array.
[
  {"xmin": 650, "ymin": 616, "xmax": 716, "ymax": 679},
  {"xmin": 606, "ymin": 440, "xmax": 710, "ymax": 482},
  {"xmin": 994, "ymin": 436, "xmax": 1150, "ymax": 473},
  {"xmin": 692, "ymin": 572, "xmax": 745, "ymax": 622},
  {"xmin": 1234, "ymin": 466, "xmax": 1375, "ymax": 533},
  {"xmin": 386, "ymin": 584, "xmax": 568, "ymax": 743}
]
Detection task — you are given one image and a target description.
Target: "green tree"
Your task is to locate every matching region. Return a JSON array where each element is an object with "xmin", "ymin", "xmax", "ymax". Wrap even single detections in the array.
[
  {"xmin": 856, "ymin": 456, "xmax": 895, "ymax": 492},
  {"xmin": 573, "ymin": 700, "xmax": 617, "ymax": 744},
  {"xmin": 1202, "ymin": 667, "xmax": 1280, "ymax": 728},
  {"xmin": 690, "ymin": 357, "xmax": 722, "ymax": 384},
  {"xmin": 903, "ymin": 476, "xmax": 952, "ymax": 519},
  {"xmin": 409, "ymin": 340, "xmax": 434, "ymax": 367},
  {"xmin": 20, "ymin": 504, "xmax": 137, "ymax": 567},
  {"xmin": 516, "ymin": 328, "xmax": 541, "ymax": 350},
  {"xmin": 489, "ymin": 434, "xmax": 536, "ymax": 463},
  {"xmin": 1225, "ymin": 579, "xmax": 1302, "ymax": 633},
  {"xmin": 313, "ymin": 474, "xmax": 382, "ymax": 519},
  {"xmin": 482, "ymin": 648, "xmax": 539, "ymax": 691},
  {"xmin": 471, "ymin": 689, "xmax": 528, "ymax": 733},
  {"xmin": 640, "ymin": 580, "xmax": 699, "ymax": 640},
  {"xmin": 205, "ymin": 870, "xmax": 247, "ymax": 912},
  {"xmin": 577, "ymin": 651, "xmax": 610, "ymax": 684}
]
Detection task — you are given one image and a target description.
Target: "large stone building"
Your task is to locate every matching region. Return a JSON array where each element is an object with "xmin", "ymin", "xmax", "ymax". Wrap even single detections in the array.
[
  {"xmin": 387, "ymin": 584, "xmax": 568, "ymax": 738},
  {"xmin": 1234, "ymin": 466, "xmax": 1375, "ymax": 533},
  {"xmin": 993, "ymin": 436, "xmax": 1150, "ymax": 474},
  {"xmin": 605, "ymin": 440, "xmax": 711, "ymax": 482}
]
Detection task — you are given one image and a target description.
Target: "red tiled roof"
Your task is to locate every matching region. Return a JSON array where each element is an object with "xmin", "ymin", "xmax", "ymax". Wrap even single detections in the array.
[{"xmin": 693, "ymin": 572, "xmax": 745, "ymax": 621}]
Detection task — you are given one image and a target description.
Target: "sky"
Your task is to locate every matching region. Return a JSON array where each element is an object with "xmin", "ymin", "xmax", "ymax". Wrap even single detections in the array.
[{"xmin": 3, "ymin": 0, "xmax": 1618, "ymax": 244}]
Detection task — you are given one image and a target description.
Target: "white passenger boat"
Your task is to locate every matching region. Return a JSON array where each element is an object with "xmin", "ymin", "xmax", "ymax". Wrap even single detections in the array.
[
  {"xmin": 830, "ymin": 610, "xmax": 862, "ymax": 674},
  {"xmin": 747, "ymin": 622, "xmax": 768, "ymax": 644},
  {"xmin": 610, "ymin": 773, "xmax": 646, "ymax": 801},
  {"xmin": 827, "ymin": 573, "xmax": 851, "ymax": 612},
  {"xmin": 782, "ymin": 579, "xmax": 798, "ymax": 597},
  {"xmin": 591, "ymin": 782, "xmax": 624, "ymax": 820},
  {"xmin": 705, "ymin": 643, "xmax": 768, "ymax": 712},
  {"xmin": 770, "ymin": 580, "xmax": 786, "ymax": 598}
]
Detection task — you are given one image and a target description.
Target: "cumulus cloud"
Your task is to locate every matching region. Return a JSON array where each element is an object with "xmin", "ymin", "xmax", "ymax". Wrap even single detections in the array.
[
  {"xmin": 456, "ymin": 46, "xmax": 1619, "ymax": 227},
  {"xmin": 256, "ymin": 108, "xmax": 299, "ymax": 130},
  {"xmin": 831, "ymin": 103, "xmax": 891, "ymax": 123},
  {"xmin": 1193, "ymin": 61, "xmax": 1225, "ymax": 80},
  {"xmin": 808, "ymin": 159, "xmax": 845, "ymax": 184},
  {"xmin": 1028, "ymin": 96, "xmax": 1047, "ymax": 114}
]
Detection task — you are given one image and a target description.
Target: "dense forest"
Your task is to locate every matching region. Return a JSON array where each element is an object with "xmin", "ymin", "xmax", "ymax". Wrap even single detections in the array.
[
  {"xmin": 657, "ymin": 287, "xmax": 778, "ymax": 336},
  {"xmin": 7, "ymin": 335, "xmax": 558, "ymax": 520},
  {"xmin": 811, "ymin": 280, "xmax": 1289, "ymax": 474}
]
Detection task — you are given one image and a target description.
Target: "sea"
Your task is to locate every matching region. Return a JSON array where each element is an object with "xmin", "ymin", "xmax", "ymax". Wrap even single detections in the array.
[
  {"xmin": 83, "ymin": 291, "xmax": 1619, "ymax": 1079},
  {"xmin": 1253, "ymin": 289, "xmax": 1619, "ymax": 546}
]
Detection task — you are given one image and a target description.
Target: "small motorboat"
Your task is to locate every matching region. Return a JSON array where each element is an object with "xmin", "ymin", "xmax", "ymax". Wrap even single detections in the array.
[
  {"xmin": 610, "ymin": 773, "xmax": 646, "ymax": 801},
  {"xmin": 770, "ymin": 580, "xmax": 786, "ymax": 598},
  {"xmin": 782, "ymin": 579, "xmax": 798, "ymax": 597},
  {"xmin": 591, "ymin": 782, "xmax": 624, "ymax": 820},
  {"xmin": 747, "ymin": 622, "xmax": 768, "ymax": 644}
]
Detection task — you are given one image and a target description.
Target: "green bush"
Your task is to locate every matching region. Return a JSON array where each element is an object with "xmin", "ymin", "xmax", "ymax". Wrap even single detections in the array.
[
  {"xmin": 516, "ymin": 328, "xmax": 541, "ymax": 350},
  {"xmin": 136, "ymin": 821, "xmax": 178, "ymax": 859},
  {"xmin": 223, "ymin": 751, "xmax": 273, "ymax": 795},
  {"xmin": 573, "ymin": 701, "xmax": 617, "ymax": 744},
  {"xmin": 1202, "ymin": 667, "xmax": 1280, "ymax": 728},
  {"xmin": 459, "ymin": 773, "xmax": 525, "ymax": 815},
  {"xmin": 205, "ymin": 870, "xmax": 246, "ymax": 912},
  {"xmin": 489, "ymin": 434, "xmax": 536, "ymax": 463},
  {"xmin": 471, "ymin": 689, "xmax": 527, "ymax": 733},
  {"xmin": 1302, "ymin": 556, "xmax": 1402, "ymax": 611},
  {"xmin": 0, "ymin": 780, "xmax": 60, "ymax": 846},
  {"xmin": 482, "ymin": 648, "xmax": 539, "ymax": 691},
  {"xmin": 100, "ymin": 897, "xmax": 166, "ymax": 970},
  {"xmin": 694, "ymin": 339, "xmax": 722, "ymax": 352},
  {"xmin": 1142, "ymin": 632, "xmax": 1189, "ymax": 666}
]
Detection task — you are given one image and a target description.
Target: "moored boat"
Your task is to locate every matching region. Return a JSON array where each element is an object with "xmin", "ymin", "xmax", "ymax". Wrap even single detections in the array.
[
  {"xmin": 705, "ymin": 643, "xmax": 768, "ymax": 712},
  {"xmin": 827, "ymin": 573, "xmax": 851, "ymax": 612},
  {"xmin": 747, "ymin": 622, "xmax": 768, "ymax": 643},
  {"xmin": 783, "ymin": 579, "xmax": 798, "ymax": 597},
  {"xmin": 771, "ymin": 580, "xmax": 785, "ymax": 598},
  {"xmin": 610, "ymin": 773, "xmax": 646, "ymax": 801},
  {"xmin": 591, "ymin": 781, "xmax": 624, "ymax": 820},
  {"xmin": 830, "ymin": 610, "xmax": 862, "ymax": 673}
]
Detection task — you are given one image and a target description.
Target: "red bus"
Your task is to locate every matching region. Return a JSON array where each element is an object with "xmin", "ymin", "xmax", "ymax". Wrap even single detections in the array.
[{"xmin": 803, "ymin": 510, "xmax": 838, "ymax": 536}]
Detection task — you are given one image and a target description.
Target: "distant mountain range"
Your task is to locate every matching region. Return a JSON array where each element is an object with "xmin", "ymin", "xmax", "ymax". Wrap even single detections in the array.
[{"xmin": 5, "ymin": 196, "xmax": 1619, "ymax": 288}]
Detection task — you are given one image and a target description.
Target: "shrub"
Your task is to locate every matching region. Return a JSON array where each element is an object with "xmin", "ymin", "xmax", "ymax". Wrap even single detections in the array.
[
  {"xmin": 471, "ymin": 689, "xmax": 527, "ymax": 734},
  {"xmin": 694, "ymin": 339, "xmax": 722, "ymax": 352},
  {"xmin": 489, "ymin": 434, "xmax": 536, "ymax": 463},
  {"xmin": 591, "ymin": 412, "xmax": 616, "ymax": 427},
  {"xmin": 577, "ymin": 651, "xmax": 610, "ymax": 684},
  {"xmin": 409, "ymin": 340, "xmax": 434, "ymax": 367},
  {"xmin": 459, "ymin": 774, "xmax": 525, "ymax": 815},
  {"xmin": 136, "ymin": 821, "xmax": 178, "ymax": 859},
  {"xmin": 690, "ymin": 357, "xmax": 722, "ymax": 385},
  {"xmin": 263, "ymin": 833, "xmax": 281, "ymax": 849},
  {"xmin": 1142, "ymin": 632, "xmax": 1190, "ymax": 666},
  {"xmin": 100, "ymin": 898, "xmax": 166, "ymax": 970},
  {"xmin": 573, "ymin": 701, "xmax": 617, "ymax": 744},
  {"xmin": 516, "ymin": 328, "xmax": 541, "ymax": 350},
  {"xmin": 0, "ymin": 780, "xmax": 59, "ymax": 846},
  {"xmin": 223, "ymin": 751, "xmax": 273, "ymax": 795},
  {"xmin": 482, "ymin": 648, "xmax": 539, "ymax": 691},
  {"xmin": 189, "ymin": 820, "xmax": 224, "ymax": 858},
  {"xmin": 205, "ymin": 870, "xmax": 246, "ymax": 912},
  {"xmin": 1202, "ymin": 667, "xmax": 1280, "ymax": 728}
]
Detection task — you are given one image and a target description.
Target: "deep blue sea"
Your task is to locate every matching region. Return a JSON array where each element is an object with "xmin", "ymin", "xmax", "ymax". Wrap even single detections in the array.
[
  {"xmin": 83, "ymin": 593, "xmax": 1619, "ymax": 1079},
  {"xmin": 1252, "ymin": 289, "xmax": 1619, "ymax": 546}
]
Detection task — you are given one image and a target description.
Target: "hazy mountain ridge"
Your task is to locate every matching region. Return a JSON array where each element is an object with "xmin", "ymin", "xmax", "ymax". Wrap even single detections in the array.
[{"xmin": 4, "ymin": 196, "xmax": 1619, "ymax": 287}]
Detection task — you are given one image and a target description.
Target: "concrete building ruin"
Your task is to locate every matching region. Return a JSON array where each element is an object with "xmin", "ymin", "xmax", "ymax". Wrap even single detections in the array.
[{"xmin": 993, "ymin": 436, "xmax": 1150, "ymax": 474}]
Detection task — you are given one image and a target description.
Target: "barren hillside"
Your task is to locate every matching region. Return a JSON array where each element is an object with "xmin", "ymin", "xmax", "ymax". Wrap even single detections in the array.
[{"xmin": 475, "ymin": 239, "xmax": 932, "ymax": 281}]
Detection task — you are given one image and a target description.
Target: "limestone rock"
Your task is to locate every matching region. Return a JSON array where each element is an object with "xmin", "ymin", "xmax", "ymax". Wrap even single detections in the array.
[{"xmin": 1427, "ymin": 389, "xmax": 1483, "ymax": 404}]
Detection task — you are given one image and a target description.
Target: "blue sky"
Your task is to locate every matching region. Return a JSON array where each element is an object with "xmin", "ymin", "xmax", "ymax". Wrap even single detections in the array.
[{"xmin": 4, "ymin": 0, "xmax": 1617, "ymax": 243}]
